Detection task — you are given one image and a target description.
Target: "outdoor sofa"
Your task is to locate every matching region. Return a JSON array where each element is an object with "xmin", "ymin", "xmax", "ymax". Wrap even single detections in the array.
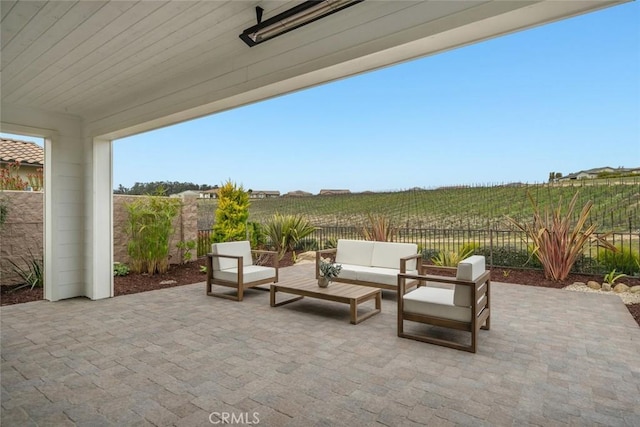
[{"xmin": 315, "ymin": 239, "xmax": 421, "ymax": 291}]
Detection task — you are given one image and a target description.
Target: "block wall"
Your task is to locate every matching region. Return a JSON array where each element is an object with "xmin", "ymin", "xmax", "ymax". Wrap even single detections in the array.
[{"xmin": 0, "ymin": 192, "xmax": 198, "ymax": 286}]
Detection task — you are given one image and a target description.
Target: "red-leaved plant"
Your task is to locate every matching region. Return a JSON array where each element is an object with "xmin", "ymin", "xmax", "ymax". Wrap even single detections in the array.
[{"xmin": 507, "ymin": 191, "xmax": 616, "ymax": 281}]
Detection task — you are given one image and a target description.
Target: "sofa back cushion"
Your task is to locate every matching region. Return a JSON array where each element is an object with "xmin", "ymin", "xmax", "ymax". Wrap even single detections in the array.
[
  {"xmin": 454, "ymin": 255, "xmax": 486, "ymax": 307},
  {"xmin": 370, "ymin": 242, "xmax": 418, "ymax": 270},
  {"xmin": 210, "ymin": 241, "xmax": 253, "ymax": 271},
  {"xmin": 335, "ymin": 240, "xmax": 375, "ymax": 266}
]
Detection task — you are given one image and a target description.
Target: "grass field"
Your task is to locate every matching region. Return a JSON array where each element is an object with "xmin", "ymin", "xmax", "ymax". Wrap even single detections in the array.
[{"xmin": 199, "ymin": 178, "xmax": 640, "ymax": 232}]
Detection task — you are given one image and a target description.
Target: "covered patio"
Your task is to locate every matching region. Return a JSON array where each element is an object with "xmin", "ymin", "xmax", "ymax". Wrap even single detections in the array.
[
  {"xmin": 0, "ymin": 0, "xmax": 630, "ymax": 302},
  {"xmin": 2, "ymin": 263, "xmax": 639, "ymax": 425}
]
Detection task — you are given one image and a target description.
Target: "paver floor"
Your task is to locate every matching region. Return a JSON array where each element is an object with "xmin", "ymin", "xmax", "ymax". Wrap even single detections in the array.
[{"xmin": 2, "ymin": 263, "xmax": 639, "ymax": 426}]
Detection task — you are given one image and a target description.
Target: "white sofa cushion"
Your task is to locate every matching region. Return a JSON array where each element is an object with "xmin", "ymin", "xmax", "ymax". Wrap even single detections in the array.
[
  {"xmin": 213, "ymin": 265, "xmax": 276, "ymax": 283},
  {"xmin": 370, "ymin": 242, "xmax": 418, "ymax": 270},
  {"xmin": 454, "ymin": 255, "xmax": 486, "ymax": 307},
  {"xmin": 337, "ymin": 264, "xmax": 373, "ymax": 282},
  {"xmin": 403, "ymin": 287, "xmax": 471, "ymax": 322},
  {"xmin": 211, "ymin": 241, "xmax": 253, "ymax": 271},
  {"xmin": 357, "ymin": 266, "xmax": 419, "ymax": 287},
  {"xmin": 335, "ymin": 240, "xmax": 375, "ymax": 266}
]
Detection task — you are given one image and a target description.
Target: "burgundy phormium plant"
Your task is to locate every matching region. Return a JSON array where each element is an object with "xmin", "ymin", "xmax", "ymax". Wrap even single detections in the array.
[
  {"xmin": 361, "ymin": 213, "xmax": 397, "ymax": 242},
  {"xmin": 507, "ymin": 191, "xmax": 616, "ymax": 281}
]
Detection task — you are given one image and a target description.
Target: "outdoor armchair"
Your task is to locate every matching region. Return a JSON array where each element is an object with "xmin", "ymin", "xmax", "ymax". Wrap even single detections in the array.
[
  {"xmin": 397, "ymin": 255, "xmax": 490, "ymax": 353},
  {"xmin": 206, "ymin": 241, "xmax": 278, "ymax": 301}
]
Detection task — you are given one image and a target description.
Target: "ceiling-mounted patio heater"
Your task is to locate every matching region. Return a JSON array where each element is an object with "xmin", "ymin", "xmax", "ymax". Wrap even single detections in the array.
[{"xmin": 240, "ymin": 0, "xmax": 364, "ymax": 47}]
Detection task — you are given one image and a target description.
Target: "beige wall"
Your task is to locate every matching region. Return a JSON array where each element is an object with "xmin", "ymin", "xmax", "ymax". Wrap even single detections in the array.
[
  {"xmin": 112, "ymin": 195, "xmax": 198, "ymax": 265},
  {"xmin": 0, "ymin": 192, "xmax": 198, "ymax": 285},
  {"xmin": 0, "ymin": 190, "xmax": 44, "ymax": 285}
]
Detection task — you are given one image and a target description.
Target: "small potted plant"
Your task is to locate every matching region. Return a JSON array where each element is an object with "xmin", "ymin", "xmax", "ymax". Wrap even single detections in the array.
[{"xmin": 318, "ymin": 257, "xmax": 342, "ymax": 288}]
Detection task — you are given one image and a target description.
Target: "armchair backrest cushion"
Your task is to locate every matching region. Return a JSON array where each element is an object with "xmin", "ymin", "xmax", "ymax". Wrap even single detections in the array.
[
  {"xmin": 454, "ymin": 255, "xmax": 486, "ymax": 307},
  {"xmin": 371, "ymin": 242, "xmax": 418, "ymax": 270},
  {"xmin": 335, "ymin": 240, "xmax": 375, "ymax": 266},
  {"xmin": 210, "ymin": 241, "xmax": 253, "ymax": 271}
]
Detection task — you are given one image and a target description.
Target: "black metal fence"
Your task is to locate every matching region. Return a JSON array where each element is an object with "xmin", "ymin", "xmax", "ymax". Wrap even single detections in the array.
[{"xmin": 198, "ymin": 226, "xmax": 640, "ymax": 275}]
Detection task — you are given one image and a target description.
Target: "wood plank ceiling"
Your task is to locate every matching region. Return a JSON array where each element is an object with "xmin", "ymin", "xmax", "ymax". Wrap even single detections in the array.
[{"xmin": 0, "ymin": 1, "xmax": 627, "ymax": 138}]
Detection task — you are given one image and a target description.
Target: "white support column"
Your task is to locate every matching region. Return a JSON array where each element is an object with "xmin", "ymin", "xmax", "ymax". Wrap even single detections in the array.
[{"xmin": 86, "ymin": 138, "xmax": 113, "ymax": 299}]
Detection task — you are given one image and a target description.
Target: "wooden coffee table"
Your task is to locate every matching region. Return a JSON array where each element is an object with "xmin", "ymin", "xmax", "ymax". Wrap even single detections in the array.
[{"xmin": 270, "ymin": 280, "xmax": 381, "ymax": 324}]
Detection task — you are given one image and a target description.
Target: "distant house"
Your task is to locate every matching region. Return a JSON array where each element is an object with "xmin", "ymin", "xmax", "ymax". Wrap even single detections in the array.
[
  {"xmin": 200, "ymin": 188, "xmax": 219, "ymax": 199},
  {"xmin": 248, "ymin": 190, "xmax": 280, "ymax": 199},
  {"xmin": 284, "ymin": 190, "xmax": 313, "ymax": 197},
  {"xmin": 170, "ymin": 190, "xmax": 200, "ymax": 198},
  {"xmin": 558, "ymin": 166, "xmax": 640, "ymax": 181},
  {"xmin": 0, "ymin": 137, "xmax": 44, "ymax": 188},
  {"xmin": 319, "ymin": 189, "xmax": 351, "ymax": 196}
]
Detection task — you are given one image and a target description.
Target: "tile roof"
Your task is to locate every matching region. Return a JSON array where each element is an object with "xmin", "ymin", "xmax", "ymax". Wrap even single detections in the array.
[{"xmin": 0, "ymin": 138, "xmax": 44, "ymax": 166}]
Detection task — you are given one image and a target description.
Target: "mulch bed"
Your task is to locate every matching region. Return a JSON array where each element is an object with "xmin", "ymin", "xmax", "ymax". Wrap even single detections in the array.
[{"xmin": 2, "ymin": 254, "xmax": 639, "ymax": 327}]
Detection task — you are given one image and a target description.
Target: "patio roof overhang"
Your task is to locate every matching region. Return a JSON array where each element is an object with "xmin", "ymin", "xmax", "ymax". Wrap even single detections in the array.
[{"xmin": 0, "ymin": 0, "xmax": 629, "ymax": 301}]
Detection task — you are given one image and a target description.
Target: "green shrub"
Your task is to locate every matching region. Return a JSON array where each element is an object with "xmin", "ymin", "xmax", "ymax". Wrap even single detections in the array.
[
  {"xmin": 420, "ymin": 248, "xmax": 439, "ymax": 261},
  {"xmin": 294, "ymin": 237, "xmax": 319, "ymax": 252},
  {"xmin": 460, "ymin": 241, "xmax": 480, "ymax": 255},
  {"xmin": 477, "ymin": 246, "xmax": 542, "ymax": 269},
  {"xmin": 324, "ymin": 237, "xmax": 338, "ymax": 249},
  {"xmin": 265, "ymin": 213, "xmax": 317, "ymax": 259},
  {"xmin": 125, "ymin": 195, "xmax": 181, "ymax": 274},
  {"xmin": 603, "ymin": 269, "xmax": 627, "ymax": 285},
  {"xmin": 176, "ymin": 240, "xmax": 196, "ymax": 263},
  {"xmin": 431, "ymin": 245, "xmax": 476, "ymax": 267},
  {"xmin": 247, "ymin": 221, "xmax": 266, "ymax": 249},
  {"xmin": 113, "ymin": 263, "xmax": 130, "ymax": 276},
  {"xmin": 212, "ymin": 180, "xmax": 250, "ymax": 243},
  {"xmin": 597, "ymin": 245, "xmax": 640, "ymax": 275}
]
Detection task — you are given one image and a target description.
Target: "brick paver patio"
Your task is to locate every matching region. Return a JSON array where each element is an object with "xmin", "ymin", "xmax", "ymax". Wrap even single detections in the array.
[{"xmin": 2, "ymin": 263, "xmax": 639, "ymax": 426}]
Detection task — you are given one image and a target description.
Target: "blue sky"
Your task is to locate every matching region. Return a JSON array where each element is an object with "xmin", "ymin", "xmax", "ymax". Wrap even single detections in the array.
[{"xmin": 4, "ymin": 2, "xmax": 639, "ymax": 194}]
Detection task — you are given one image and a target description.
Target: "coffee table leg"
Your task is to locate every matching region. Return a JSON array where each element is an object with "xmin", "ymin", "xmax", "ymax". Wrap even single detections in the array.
[
  {"xmin": 350, "ymin": 300, "xmax": 357, "ymax": 324},
  {"xmin": 351, "ymin": 292, "xmax": 382, "ymax": 324},
  {"xmin": 271, "ymin": 286, "xmax": 305, "ymax": 307}
]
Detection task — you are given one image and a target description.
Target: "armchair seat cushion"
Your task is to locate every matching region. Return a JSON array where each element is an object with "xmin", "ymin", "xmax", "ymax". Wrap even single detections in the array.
[
  {"xmin": 403, "ymin": 287, "xmax": 471, "ymax": 322},
  {"xmin": 213, "ymin": 265, "xmax": 277, "ymax": 283}
]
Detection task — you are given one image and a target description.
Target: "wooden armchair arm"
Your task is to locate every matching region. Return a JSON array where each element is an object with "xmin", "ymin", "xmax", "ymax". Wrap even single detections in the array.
[
  {"xmin": 252, "ymin": 249, "xmax": 279, "ymax": 269},
  {"xmin": 315, "ymin": 248, "xmax": 337, "ymax": 279},
  {"xmin": 206, "ymin": 253, "xmax": 244, "ymax": 284},
  {"xmin": 400, "ymin": 253, "xmax": 422, "ymax": 273}
]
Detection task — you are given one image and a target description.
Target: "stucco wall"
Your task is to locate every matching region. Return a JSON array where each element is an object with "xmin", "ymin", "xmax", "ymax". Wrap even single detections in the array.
[{"xmin": 0, "ymin": 192, "xmax": 198, "ymax": 286}]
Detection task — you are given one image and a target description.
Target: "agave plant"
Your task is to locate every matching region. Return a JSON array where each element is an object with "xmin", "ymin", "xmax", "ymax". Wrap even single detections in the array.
[
  {"xmin": 431, "ymin": 245, "xmax": 476, "ymax": 267},
  {"xmin": 361, "ymin": 213, "xmax": 396, "ymax": 242},
  {"xmin": 507, "ymin": 191, "xmax": 616, "ymax": 281},
  {"xmin": 7, "ymin": 250, "xmax": 43, "ymax": 291},
  {"xmin": 265, "ymin": 213, "xmax": 317, "ymax": 259}
]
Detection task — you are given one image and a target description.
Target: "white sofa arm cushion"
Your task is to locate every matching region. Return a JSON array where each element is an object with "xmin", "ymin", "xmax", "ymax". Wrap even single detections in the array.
[{"xmin": 454, "ymin": 255, "xmax": 486, "ymax": 307}]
